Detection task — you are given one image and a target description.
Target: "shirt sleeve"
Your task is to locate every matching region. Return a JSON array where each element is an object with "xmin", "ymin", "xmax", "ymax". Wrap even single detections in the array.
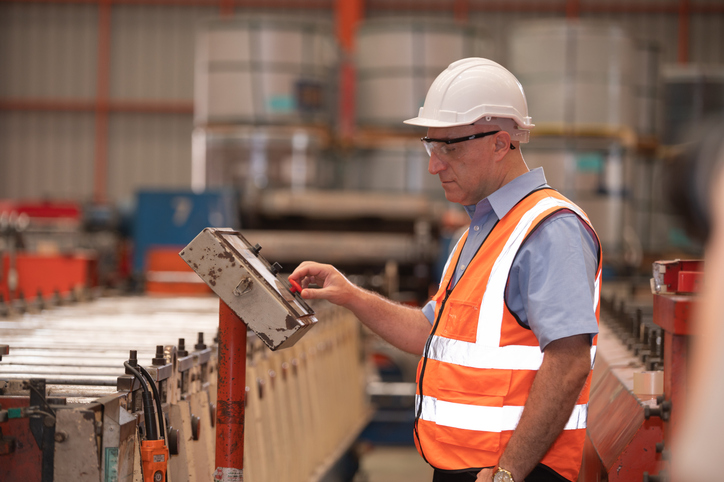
[
  {"xmin": 505, "ymin": 211, "xmax": 600, "ymax": 351},
  {"xmin": 422, "ymin": 300, "xmax": 436, "ymax": 324}
]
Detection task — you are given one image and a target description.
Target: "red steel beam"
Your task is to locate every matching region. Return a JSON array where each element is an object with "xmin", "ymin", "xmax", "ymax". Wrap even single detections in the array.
[
  {"xmin": 0, "ymin": 0, "xmax": 333, "ymax": 6},
  {"xmin": 336, "ymin": 0, "xmax": 363, "ymax": 140},
  {"xmin": 678, "ymin": 0, "xmax": 690, "ymax": 64},
  {"xmin": 366, "ymin": 0, "xmax": 566, "ymax": 12},
  {"xmin": 336, "ymin": 0, "xmax": 363, "ymax": 52},
  {"xmin": 0, "ymin": 99, "xmax": 194, "ymax": 113},
  {"xmin": 215, "ymin": 300, "xmax": 247, "ymax": 481},
  {"xmin": 453, "ymin": 0, "xmax": 469, "ymax": 22},
  {"xmin": 1, "ymin": 0, "xmax": 722, "ymax": 13},
  {"xmin": 566, "ymin": 0, "xmax": 579, "ymax": 18},
  {"xmin": 219, "ymin": 0, "xmax": 233, "ymax": 16},
  {"xmin": 583, "ymin": 3, "xmax": 679, "ymax": 14}
]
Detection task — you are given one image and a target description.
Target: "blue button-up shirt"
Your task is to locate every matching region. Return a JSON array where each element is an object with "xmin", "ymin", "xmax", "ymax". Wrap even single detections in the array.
[{"xmin": 422, "ymin": 168, "xmax": 600, "ymax": 350}]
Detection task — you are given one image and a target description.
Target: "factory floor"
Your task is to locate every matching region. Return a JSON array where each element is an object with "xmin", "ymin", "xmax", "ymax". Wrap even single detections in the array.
[{"xmin": 356, "ymin": 446, "xmax": 433, "ymax": 482}]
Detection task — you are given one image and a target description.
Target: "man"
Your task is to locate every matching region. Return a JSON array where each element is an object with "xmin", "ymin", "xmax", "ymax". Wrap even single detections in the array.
[{"xmin": 289, "ymin": 58, "xmax": 601, "ymax": 482}]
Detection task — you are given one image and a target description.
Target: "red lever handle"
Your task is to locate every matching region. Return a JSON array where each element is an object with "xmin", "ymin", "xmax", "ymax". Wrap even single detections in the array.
[{"xmin": 289, "ymin": 279, "xmax": 302, "ymax": 294}]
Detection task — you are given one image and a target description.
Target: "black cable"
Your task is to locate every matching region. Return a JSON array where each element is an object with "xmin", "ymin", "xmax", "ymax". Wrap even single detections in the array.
[
  {"xmin": 137, "ymin": 364, "xmax": 165, "ymax": 440},
  {"xmin": 124, "ymin": 361, "xmax": 159, "ymax": 441},
  {"xmin": 24, "ymin": 381, "xmax": 55, "ymax": 416}
]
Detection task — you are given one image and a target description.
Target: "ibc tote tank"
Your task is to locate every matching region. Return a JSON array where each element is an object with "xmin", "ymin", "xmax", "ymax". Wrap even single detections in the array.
[
  {"xmin": 355, "ymin": 18, "xmax": 490, "ymax": 129},
  {"xmin": 509, "ymin": 20, "xmax": 637, "ymax": 261},
  {"xmin": 508, "ymin": 19, "xmax": 636, "ymax": 134},
  {"xmin": 194, "ymin": 15, "xmax": 338, "ymax": 127}
]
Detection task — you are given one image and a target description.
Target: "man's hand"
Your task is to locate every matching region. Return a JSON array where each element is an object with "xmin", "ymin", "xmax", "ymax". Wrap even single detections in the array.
[
  {"xmin": 288, "ymin": 261, "xmax": 432, "ymax": 355},
  {"xmin": 289, "ymin": 261, "xmax": 357, "ymax": 307},
  {"xmin": 496, "ymin": 334, "xmax": 592, "ymax": 480},
  {"xmin": 476, "ymin": 467, "xmax": 494, "ymax": 481}
]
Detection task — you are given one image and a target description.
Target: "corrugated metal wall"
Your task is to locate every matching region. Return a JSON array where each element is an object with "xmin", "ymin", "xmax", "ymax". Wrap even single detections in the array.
[
  {"xmin": 0, "ymin": 111, "xmax": 96, "ymax": 200},
  {"xmin": 0, "ymin": 4, "xmax": 98, "ymax": 99},
  {"xmin": 107, "ymin": 113, "xmax": 194, "ymax": 201},
  {"xmin": 1, "ymin": 1, "xmax": 723, "ymax": 205},
  {"xmin": 110, "ymin": 6, "xmax": 207, "ymax": 101}
]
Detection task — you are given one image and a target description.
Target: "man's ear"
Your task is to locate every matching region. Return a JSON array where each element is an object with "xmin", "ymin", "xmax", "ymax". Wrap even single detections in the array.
[{"xmin": 494, "ymin": 131, "xmax": 512, "ymax": 157}]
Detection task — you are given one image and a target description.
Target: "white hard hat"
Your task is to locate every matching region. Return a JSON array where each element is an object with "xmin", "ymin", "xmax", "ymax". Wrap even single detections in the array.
[{"xmin": 404, "ymin": 58, "xmax": 534, "ymax": 143}]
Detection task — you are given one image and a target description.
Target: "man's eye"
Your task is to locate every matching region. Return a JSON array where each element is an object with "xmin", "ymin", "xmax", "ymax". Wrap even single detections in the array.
[{"xmin": 440, "ymin": 145, "xmax": 455, "ymax": 155}]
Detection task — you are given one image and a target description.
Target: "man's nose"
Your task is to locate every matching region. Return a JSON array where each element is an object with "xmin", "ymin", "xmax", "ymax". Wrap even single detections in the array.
[{"xmin": 428, "ymin": 152, "xmax": 446, "ymax": 175}]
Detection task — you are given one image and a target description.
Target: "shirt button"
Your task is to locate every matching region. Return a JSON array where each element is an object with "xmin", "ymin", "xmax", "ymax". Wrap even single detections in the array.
[
  {"xmin": 473, "ymin": 225, "xmax": 481, "ymax": 232},
  {"xmin": 459, "ymin": 264, "xmax": 466, "ymax": 271}
]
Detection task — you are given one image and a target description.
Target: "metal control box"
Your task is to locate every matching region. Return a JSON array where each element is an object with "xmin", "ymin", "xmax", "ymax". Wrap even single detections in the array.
[{"xmin": 179, "ymin": 228, "xmax": 317, "ymax": 350}]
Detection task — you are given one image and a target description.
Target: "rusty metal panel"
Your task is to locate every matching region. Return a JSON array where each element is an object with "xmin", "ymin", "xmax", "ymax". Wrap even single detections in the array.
[
  {"xmin": 54, "ymin": 408, "xmax": 102, "ymax": 482},
  {"xmin": 180, "ymin": 228, "xmax": 318, "ymax": 350}
]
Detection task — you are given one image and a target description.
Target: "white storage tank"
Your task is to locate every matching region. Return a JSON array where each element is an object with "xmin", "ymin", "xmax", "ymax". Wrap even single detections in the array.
[
  {"xmin": 355, "ymin": 18, "xmax": 489, "ymax": 129},
  {"xmin": 195, "ymin": 126, "xmax": 333, "ymax": 192},
  {"xmin": 634, "ymin": 40, "xmax": 662, "ymax": 138},
  {"xmin": 194, "ymin": 16, "xmax": 338, "ymax": 126},
  {"xmin": 342, "ymin": 139, "xmax": 443, "ymax": 198},
  {"xmin": 523, "ymin": 137, "xmax": 634, "ymax": 259},
  {"xmin": 509, "ymin": 19, "xmax": 635, "ymax": 133}
]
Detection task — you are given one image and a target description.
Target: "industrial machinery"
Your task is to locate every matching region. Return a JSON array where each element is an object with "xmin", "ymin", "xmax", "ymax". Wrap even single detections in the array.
[
  {"xmin": 580, "ymin": 259, "xmax": 700, "ymax": 481},
  {"xmin": 0, "ymin": 230, "xmax": 370, "ymax": 482}
]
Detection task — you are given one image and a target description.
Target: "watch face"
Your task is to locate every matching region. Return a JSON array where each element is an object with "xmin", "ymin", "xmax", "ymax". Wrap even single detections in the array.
[{"xmin": 493, "ymin": 470, "xmax": 514, "ymax": 482}]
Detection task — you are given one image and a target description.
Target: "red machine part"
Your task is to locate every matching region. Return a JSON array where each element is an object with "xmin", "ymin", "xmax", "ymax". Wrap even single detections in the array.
[
  {"xmin": 652, "ymin": 259, "xmax": 703, "ymax": 294},
  {"xmin": 145, "ymin": 247, "xmax": 211, "ymax": 296},
  {"xmin": 7, "ymin": 201, "xmax": 82, "ymax": 222},
  {"xmin": 214, "ymin": 300, "xmax": 247, "ymax": 481},
  {"xmin": 289, "ymin": 278, "xmax": 302, "ymax": 294},
  {"xmin": 650, "ymin": 259, "xmax": 701, "ymax": 479},
  {"xmin": 0, "ymin": 253, "xmax": 95, "ymax": 303},
  {"xmin": 581, "ymin": 367, "xmax": 664, "ymax": 480},
  {"xmin": 0, "ymin": 396, "xmax": 41, "ymax": 482}
]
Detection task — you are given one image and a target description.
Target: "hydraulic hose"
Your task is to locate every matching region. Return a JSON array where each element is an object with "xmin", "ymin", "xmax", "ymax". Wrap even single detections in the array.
[
  {"xmin": 124, "ymin": 361, "xmax": 159, "ymax": 441},
  {"xmin": 137, "ymin": 364, "xmax": 166, "ymax": 440}
]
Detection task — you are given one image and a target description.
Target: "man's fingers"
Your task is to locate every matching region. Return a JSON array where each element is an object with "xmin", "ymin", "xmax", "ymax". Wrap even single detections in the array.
[
  {"xmin": 300, "ymin": 288, "xmax": 317, "ymax": 299},
  {"xmin": 289, "ymin": 261, "xmax": 329, "ymax": 284}
]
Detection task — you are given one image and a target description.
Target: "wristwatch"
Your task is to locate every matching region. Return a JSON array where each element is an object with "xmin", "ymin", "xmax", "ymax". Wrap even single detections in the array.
[{"xmin": 492, "ymin": 467, "xmax": 515, "ymax": 482}]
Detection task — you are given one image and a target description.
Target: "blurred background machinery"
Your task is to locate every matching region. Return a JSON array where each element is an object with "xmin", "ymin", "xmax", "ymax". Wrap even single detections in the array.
[{"xmin": 1, "ymin": 0, "xmax": 724, "ymax": 480}]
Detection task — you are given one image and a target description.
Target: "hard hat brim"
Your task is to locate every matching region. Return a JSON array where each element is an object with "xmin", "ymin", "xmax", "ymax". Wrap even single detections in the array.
[{"xmin": 402, "ymin": 116, "xmax": 473, "ymax": 128}]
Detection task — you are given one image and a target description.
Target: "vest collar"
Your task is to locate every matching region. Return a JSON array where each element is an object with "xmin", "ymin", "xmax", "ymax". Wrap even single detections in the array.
[{"xmin": 464, "ymin": 167, "xmax": 549, "ymax": 221}]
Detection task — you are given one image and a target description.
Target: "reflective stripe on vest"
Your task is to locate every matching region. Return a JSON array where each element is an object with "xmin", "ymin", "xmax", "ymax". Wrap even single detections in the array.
[
  {"xmin": 426, "ymin": 342, "xmax": 597, "ymax": 371},
  {"xmin": 416, "ymin": 395, "xmax": 589, "ymax": 432}
]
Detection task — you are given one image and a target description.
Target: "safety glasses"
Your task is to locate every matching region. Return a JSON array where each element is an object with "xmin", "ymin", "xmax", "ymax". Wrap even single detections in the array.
[{"xmin": 420, "ymin": 130, "xmax": 515, "ymax": 160}]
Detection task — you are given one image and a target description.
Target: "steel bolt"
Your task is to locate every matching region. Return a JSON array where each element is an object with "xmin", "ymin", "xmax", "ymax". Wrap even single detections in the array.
[
  {"xmin": 191, "ymin": 415, "xmax": 200, "ymax": 441},
  {"xmin": 195, "ymin": 332, "xmax": 206, "ymax": 351},
  {"xmin": 178, "ymin": 339, "xmax": 188, "ymax": 357},
  {"xmin": 152, "ymin": 345, "xmax": 166, "ymax": 366}
]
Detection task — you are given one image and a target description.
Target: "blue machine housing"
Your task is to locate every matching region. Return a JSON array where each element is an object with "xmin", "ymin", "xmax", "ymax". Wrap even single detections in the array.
[{"xmin": 132, "ymin": 189, "xmax": 239, "ymax": 275}]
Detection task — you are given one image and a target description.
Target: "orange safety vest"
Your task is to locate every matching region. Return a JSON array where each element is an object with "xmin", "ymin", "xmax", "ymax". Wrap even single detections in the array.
[{"xmin": 414, "ymin": 188, "xmax": 601, "ymax": 481}]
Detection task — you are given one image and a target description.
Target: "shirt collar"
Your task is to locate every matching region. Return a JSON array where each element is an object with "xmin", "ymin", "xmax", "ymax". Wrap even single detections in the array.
[{"xmin": 465, "ymin": 167, "xmax": 548, "ymax": 220}]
